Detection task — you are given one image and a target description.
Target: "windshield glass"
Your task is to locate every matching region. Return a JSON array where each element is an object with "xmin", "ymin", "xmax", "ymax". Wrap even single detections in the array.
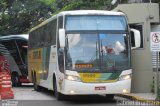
[
  {"xmin": 66, "ymin": 15, "xmax": 127, "ymax": 31},
  {"xmin": 65, "ymin": 15, "xmax": 130, "ymax": 72},
  {"xmin": 65, "ymin": 33, "xmax": 130, "ymax": 72}
]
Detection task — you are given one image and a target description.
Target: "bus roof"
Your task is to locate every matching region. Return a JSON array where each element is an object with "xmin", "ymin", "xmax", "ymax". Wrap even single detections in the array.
[
  {"xmin": 0, "ymin": 34, "xmax": 28, "ymax": 41},
  {"xmin": 30, "ymin": 10, "xmax": 125, "ymax": 32},
  {"xmin": 57, "ymin": 10, "xmax": 125, "ymax": 16}
]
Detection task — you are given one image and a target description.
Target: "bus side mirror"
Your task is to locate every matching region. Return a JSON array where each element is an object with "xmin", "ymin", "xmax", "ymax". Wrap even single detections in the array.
[
  {"xmin": 130, "ymin": 28, "xmax": 141, "ymax": 49},
  {"xmin": 59, "ymin": 29, "xmax": 65, "ymax": 48}
]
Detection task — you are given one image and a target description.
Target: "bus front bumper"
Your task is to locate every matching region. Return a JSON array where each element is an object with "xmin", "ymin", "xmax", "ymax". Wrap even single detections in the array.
[{"xmin": 61, "ymin": 79, "xmax": 131, "ymax": 95}]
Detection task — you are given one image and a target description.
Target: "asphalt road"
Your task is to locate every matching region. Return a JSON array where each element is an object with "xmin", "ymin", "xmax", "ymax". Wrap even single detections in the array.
[{"xmin": 0, "ymin": 84, "xmax": 129, "ymax": 106}]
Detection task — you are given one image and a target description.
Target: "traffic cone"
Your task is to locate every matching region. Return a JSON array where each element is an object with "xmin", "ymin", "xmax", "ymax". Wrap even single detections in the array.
[
  {"xmin": 0, "ymin": 73, "xmax": 2, "ymax": 99},
  {"xmin": 0, "ymin": 71, "xmax": 14, "ymax": 99},
  {"xmin": 0, "ymin": 55, "xmax": 14, "ymax": 99}
]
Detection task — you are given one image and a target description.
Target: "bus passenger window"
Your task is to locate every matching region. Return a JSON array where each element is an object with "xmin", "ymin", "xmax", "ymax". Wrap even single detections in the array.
[
  {"xmin": 1, "ymin": 40, "xmax": 22, "ymax": 65},
  {"xmin": 16, "ymin": 40, "xmax": 27, "ymax": 64}
]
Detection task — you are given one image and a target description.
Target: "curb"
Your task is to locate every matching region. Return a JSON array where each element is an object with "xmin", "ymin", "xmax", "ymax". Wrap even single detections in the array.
[{"xmin": 117, "ymin": 94, "xmax": 160, "ymax": 105}]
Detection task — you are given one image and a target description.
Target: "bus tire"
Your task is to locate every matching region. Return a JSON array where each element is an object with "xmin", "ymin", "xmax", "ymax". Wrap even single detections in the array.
[
  {"xmin": 53, "ymin": 78, "xmax": 64, "ymax": 101},
  {"xmin": 105, "ymin": 94, "xmax": 114, "ymax": 100},
  {"xmin": 11, "ymin": 73, "xmax": 21, "ymax": 87},
  {"xmin": 33, "ymin": 73, "xmax": 41, "ymax": 91}
]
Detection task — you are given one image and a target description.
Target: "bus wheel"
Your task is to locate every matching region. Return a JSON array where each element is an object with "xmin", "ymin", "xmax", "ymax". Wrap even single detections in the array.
[
  {"xmin": 33, "ymin": 74, "xmax": 41, "ymax": 91},
  {"xmin": 53, "ymin": 78, "xmax": 64, "ymax": 101},
  {"xmin": 105, "ymin": 94, "xmax": 114, "ymax": 100},
  {"xmin": 11, "ymin": 73, "xmax": 21, "ymax": 87}
]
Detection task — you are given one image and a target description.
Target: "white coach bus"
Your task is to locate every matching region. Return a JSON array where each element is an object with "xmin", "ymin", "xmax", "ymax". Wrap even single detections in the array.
[{"xmin": 28, "ymin": 10, "xmax": 140, "ymax": 100}]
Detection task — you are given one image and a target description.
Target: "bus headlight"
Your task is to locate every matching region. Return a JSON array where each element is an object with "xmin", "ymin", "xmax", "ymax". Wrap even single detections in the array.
[
  {"xmin": 65, "ymin": 75, "xmax": 81, "ymax": 82},
  {"xmin": 119, "ymin": 74, "xmax": 131, "ymax": 81}
]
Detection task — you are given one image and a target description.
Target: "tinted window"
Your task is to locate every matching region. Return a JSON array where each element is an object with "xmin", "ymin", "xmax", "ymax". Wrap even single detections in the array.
[
  {"xmin": 66, "ymin": 15, "xmax": 127, "ymax": 31},
  {"xmin": 1, "ymin": 40, "xmax": 22, "ymax": 65},
  {"xmin": 29, "ymin": 19, "xmax": 57, "ymax": 49},
  {"xmin": 16, "ymin": 40, "xmax": 27, "ymax": 64}
]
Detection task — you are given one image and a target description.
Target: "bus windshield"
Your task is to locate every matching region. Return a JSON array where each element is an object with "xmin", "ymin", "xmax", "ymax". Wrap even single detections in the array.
[
  {"xmin": 65, "ymin": 33, "xmax": 130, "ymax": 72},
  {"xmin": 66, "ymin": 15, "xmax": 127, "ymax": 31},
  {"xmin": 65, "ymin": 15, "xmax": 130, "ymax": 72}
]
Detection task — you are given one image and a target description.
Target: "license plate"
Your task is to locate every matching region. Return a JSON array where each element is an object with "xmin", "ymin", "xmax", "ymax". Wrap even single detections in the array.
[{"xmin": 95, "ymin": 86, "xmax": 106, "ymax": 90}]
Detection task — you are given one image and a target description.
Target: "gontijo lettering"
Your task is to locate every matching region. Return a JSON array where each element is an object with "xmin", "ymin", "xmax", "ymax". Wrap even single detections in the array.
[{"xmin": 33, "ymin": 50, "xmax": 41, "ymax": 59}]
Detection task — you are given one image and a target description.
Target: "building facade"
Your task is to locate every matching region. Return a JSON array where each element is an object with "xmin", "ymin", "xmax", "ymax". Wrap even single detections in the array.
[{"xmin": 114, "ymin": 3, "xmax": 159, "ymax": 93}]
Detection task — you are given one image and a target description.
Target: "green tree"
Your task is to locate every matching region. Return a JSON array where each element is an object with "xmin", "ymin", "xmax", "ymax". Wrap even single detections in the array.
[
  {"xmin": 0, "ymin": 0, "xmax": 114, "ymax": 36},
  {"xmin": 59, "ymin": 0, "xmax": 112, "ymax": 10},
  {"xmin": 0, "ymin": 0, "xmax": 54, "ymax": 36},
  {"xmin": 1, "ymin": 0, "xmax": 160, "ymax": 36}
]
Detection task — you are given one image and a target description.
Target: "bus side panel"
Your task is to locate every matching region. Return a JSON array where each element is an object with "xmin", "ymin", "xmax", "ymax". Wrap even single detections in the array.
[
  {"xmin": 28, "ymin": 48, "xmax": 43, "ymax": 84},
  {"xmin": 38, "ymin": 46, "xmax": 57, "ymax": 89},
  {"xmin": 28, "ymin": 46, "xmax": 58, "ymax": 90}
]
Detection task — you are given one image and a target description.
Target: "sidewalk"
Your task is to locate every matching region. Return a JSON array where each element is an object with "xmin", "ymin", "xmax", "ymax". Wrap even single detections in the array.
[{"xmin": 117, "ymin": 93, "xmax": 160, "ymax": 104}]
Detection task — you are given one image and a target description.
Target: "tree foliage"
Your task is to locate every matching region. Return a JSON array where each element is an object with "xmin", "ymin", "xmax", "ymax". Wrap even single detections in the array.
[
  {"xmin": 0, "ymin": 0, "xmax": 54, "ymax": 35},
  {"xmin": 0, "ymin": 0, "xmax": 114, "ymax": 36},
  {"xmin": 0, "ymin": 0, "xmax": 160, "ymax": 36}
]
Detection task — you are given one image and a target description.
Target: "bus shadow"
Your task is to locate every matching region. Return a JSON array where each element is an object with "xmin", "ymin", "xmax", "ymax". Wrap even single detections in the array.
[
  {"xmin": 62, "ymin": 95, "xmax": 116, "ymax": 104},
  {"xmin": 38, "ymin": 88, "xmax": 116, "ymax": 104},
  {"xmin": 38, "ymin": 88, "xmax": 117, "ymax": 104},
  {"xmin": 12, "ymin": 85, "xmax": 117, "ymax": 104}
]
